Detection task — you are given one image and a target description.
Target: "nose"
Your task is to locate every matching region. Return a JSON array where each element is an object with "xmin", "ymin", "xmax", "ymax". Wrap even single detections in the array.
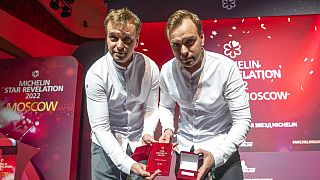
[
  {"xmin": 180, "ymin": 45, "xmax": 188, "ymax": 57},
  {"xmin": 116, "ymin": 39, "xmax": 124, "ymax": 50}
]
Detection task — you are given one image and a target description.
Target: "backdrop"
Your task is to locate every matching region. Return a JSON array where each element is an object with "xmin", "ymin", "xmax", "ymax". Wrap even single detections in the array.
[{"xmin": 133, "ymin": 14, "xmax": 320, "ymax": 180}]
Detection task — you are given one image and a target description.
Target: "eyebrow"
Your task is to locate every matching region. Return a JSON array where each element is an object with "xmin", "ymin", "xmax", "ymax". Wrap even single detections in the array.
[
  {"xmin": 171, "ymin": 35, "xmax": 196, "ymax": 43},
  {"xmin": 108, "ymin": 31, "xmax": 135, "ymax": 38}
]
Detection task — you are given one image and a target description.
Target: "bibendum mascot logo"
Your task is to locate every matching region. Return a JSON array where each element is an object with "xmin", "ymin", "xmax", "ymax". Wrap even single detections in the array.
[{"xmin": 223, "ymin": 40, "xmax": 241, "ymax": 59}]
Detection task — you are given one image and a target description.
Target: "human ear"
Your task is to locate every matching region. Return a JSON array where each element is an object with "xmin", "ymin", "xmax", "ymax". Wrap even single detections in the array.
[
  {"xmin": 135, "ymin": 36, "xmax": 140, "ymax": 48},
  {"xmin": 200, "ymin": 32, "xmax": 205, "ymax": 46}
]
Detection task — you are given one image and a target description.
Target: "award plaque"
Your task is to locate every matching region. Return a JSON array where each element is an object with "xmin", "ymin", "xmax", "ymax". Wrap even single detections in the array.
[
  {"xmin": 177, "ymin": 151, "xmax": 201, "ymax": 180},
  {"xmin": 146, "ymin": 142, "xmax": 173, "ymax": 176}
]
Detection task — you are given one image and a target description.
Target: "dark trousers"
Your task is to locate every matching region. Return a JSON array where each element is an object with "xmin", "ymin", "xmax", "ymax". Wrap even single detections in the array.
[
  {"xmin": 91, "ymin": 142, "xmax": 145, "ymax": 180},
  {"xmin": 175, "ymin": 151, "xmax": 243, "ymax": 180}
]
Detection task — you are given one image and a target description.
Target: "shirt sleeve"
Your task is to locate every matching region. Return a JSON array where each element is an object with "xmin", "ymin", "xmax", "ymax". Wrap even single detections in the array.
[
  {"xmin": 159, "ymin": 71, "xmax": 176, "ymax": 133},
  {"xmin": 85, "ymin": 70, "xmax": 135, "ymax": 175},
  {"xmin": 142, "ymin": 61, "xmax": 160, "ymax": 137},
  {"xmin": 211, "ymin": 62, "xmax": 251, "ymax": 168}
]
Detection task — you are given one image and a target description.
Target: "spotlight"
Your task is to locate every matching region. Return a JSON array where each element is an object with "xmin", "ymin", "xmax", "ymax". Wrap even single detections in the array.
[
  {"xmin": 60, "ymin": 5, "xmax": 71, "ymax": 17},
  {"xmin": 49, "ymin": 0, "xmax": 59, "ymax": 10}
]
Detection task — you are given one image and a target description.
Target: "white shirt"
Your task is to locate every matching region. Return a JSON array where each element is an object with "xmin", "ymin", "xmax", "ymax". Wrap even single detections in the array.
[
  {"xmin": 85, "ymin": 52, "xmax": 159, "ymax": 175},
  {"xmin": 159, "ymin": 50, "xmax": 251, "ymax": 168}
]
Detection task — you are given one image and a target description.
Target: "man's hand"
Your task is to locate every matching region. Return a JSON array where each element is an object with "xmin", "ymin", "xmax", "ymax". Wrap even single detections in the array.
[
  {"xmin": 146, "ymin": 170, "xmax": 160, "ymax": 180},
  {"xmin": 131, "ymin": 163, "xmax": 149, "ymax": 177},
  {"xmin": 194, "ymin": 148, "xmax": 215, "ymax": 180},
  {"xmin": 142, "ymin": 134, "xmax": 157, "ymax": 145},
  {"xmin": 159, "ymin": 129, "xmax": 173, "ymax": 143},
  {"xmin": 131, "ymin": 162, "xmax": 159, "ymax": 179}
]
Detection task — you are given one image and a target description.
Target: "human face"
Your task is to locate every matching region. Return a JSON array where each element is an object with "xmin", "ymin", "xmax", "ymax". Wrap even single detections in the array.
[
  {"xmin": 106, "ymin": 22, "xmax": 139, "ymax": 67},
  {"xmin": 168, "ymin": 18, "xmax": 204, "ymax": 73}
]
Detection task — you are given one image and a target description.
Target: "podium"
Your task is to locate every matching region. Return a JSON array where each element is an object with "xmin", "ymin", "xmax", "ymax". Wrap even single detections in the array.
[
  {"xmin": 0, "ymin": 56, "xmax": 83, "ymax": 179},
  {"xmin": 0, "ymin": 133, "xmax": 40, "ymax": 180}
]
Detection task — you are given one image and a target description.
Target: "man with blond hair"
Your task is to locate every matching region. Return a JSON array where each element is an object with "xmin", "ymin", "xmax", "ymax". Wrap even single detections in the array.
[{"xmin": 85, "ymin": 8, "xmax": 159, "ymax": 180}]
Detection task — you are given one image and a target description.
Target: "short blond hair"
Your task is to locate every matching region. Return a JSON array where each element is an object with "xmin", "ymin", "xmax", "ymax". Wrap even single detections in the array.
[
  {"xmin": 104, "ymin": 8, "xmax": 141, "ymax": 37},
  {"xmin": 165, "ymin": 9, "xmax": 202, "ymax": 38}
]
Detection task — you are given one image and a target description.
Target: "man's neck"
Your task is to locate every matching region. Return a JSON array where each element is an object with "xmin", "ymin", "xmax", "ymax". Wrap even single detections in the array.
[{"xmin": 114, "ymin": 56, "xmax": 134, "ymax": 69}]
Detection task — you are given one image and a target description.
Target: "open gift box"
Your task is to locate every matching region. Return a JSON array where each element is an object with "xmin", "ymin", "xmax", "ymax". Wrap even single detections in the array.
[
  {"xmin": 131, "ymin": 144, "xmax": 152, "ymax": 162},
  {"xmin": 177, "ymin": 151, "xmax": 202, "ymax": 180}
]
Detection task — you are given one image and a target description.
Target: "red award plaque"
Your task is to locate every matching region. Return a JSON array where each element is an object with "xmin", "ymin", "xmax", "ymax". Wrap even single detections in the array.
[
  {"xmin": 177, "ymin": 151, "xmax": 201, "ymax": 180},
  {"xmin": 146, "ymin": 142, "xmax": 173, "ymax": 176}
]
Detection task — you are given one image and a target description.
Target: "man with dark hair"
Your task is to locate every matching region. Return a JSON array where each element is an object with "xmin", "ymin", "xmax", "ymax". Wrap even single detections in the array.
[{"xmin": 159, "ymin": 10, "xmax": 251, "ymax": 180}]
